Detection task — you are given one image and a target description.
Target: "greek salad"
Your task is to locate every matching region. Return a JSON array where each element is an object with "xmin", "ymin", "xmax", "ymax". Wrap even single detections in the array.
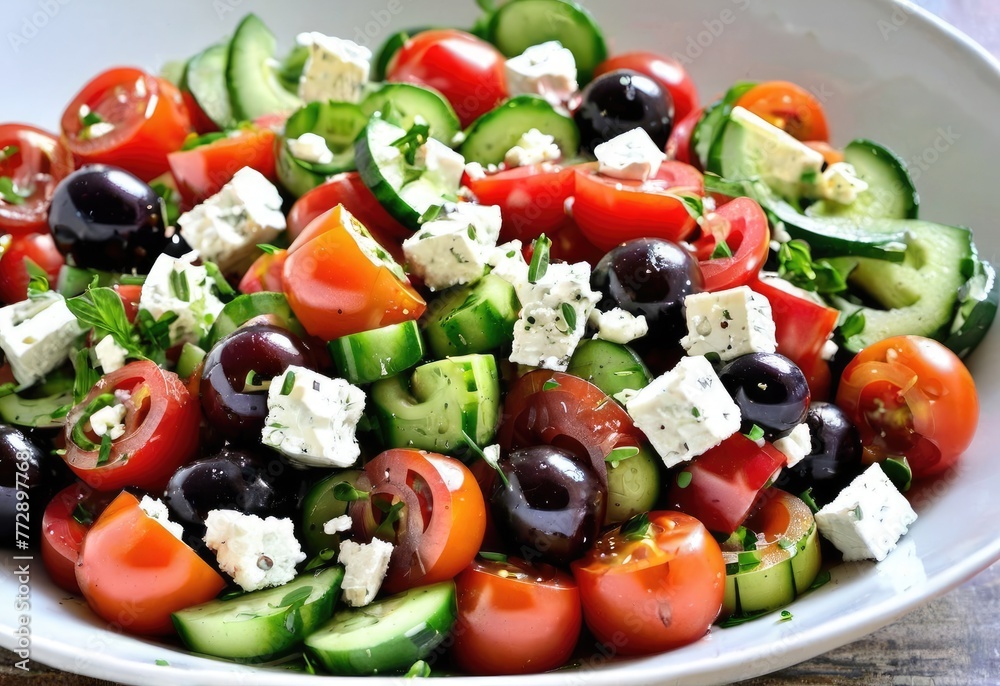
[{"xmin": 0, "ymin": 0, "xmax": 995, "ymax": 677}]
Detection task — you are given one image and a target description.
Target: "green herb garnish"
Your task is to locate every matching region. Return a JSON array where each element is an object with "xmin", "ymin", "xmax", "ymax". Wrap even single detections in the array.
[
  {"xmin": 332, "ymin": 481, "xmax": 368, "ymax": 502},
  {"xmin": 72, "ymin": 502, "xmax": 94, "ymax": 526},
  {"xmin": 478, "ymin": 551, "xmax": 508, "ymax": 563},
  {"xmin": 711, "ymin": 240, "xmax": 733, "ymax": 259},
  {"xmin": 675, "ymin": 470, "xmax": 693, "ymax": 489},
  {"xmin": 560, "ymin": 302, "xmax": 577, "ymax": 331},
  {"xmin": 620, "ymin": 512, "xmax": 652, "ymax": 541},
  {"xmin": 605, "ymin": 445, "xmax": 640, "ymax": 468},
  {"xmin": 744, "ymin": 424, "xmax": 765, "ymax": 442},
  {"xmin": 280, "ymin": 371, "xmax": 296, "ymax": 395},
  {"xmin": 527, "ymin": 234, "xmax": 551, "ymax": 283}
]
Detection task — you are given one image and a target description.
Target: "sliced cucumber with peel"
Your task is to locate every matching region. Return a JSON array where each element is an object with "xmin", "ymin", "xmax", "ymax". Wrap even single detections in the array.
[
  {"xmin": 567, "ymin": 339, "xmax": 651, "ymax": 401},
  {"xmin": 421, "ymin": 273, "xmax": 520, "ymax": 358},
  {"xmin": 329, "ymin": 320, "xmax": 426, "ymax": 385},
  {"xmin": 226, "ymin": 14, "xmax": 302, "ymax": 121},
  {"xmin": 205, "ymin": 292, "xmax": 305, "ymax": 349},
  {"xmin": 460, "ymin": 95, "xmax": 579, "ymax": 166},
  {"xmin": 277, "ymin": 101, "xmax": 368, "ymax": 196},
  {"xmin": 182, "ymin": 43, "xmax": 236, "ymax": 130},
  {"xmin": 361, "ymin": 83, "xmax": 461, "ymax": 145}
]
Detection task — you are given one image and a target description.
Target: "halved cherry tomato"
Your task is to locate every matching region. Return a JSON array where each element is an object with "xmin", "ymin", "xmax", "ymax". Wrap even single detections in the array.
[
  {"xmin": 387, "ymin": 30, "xmax": 507, "ymax": 127},
  {"xmin": 836, "ymin": 335, "xmax": 978, "ymax": 479},
  {"xmin": 180, "ymin": 91, "xmax": 219, "ymax": 135},
  {"xmin": 61, "ymin": 68, "xmax": 192, "ymax": 181},
  {"xmin": 62, "ymin": 360, "xmax": 201, "ymax": 492},
  {"xmin": 666, "ymin": 107, "xmax": 702, "ymax": 165},
  {"xmin": 167, "ymin": 126, "xmax": 277, "ymax": 207},
  {"xmin": 76, "ymin": 492, "xmax": 226, "ymax": 635},
  {"xmin": 735, "ymin": 80, "xmax": 829, "ymax": 142},
  {"xmin": 666, "ymin": 434, "xmax": 787, "ymax": 534},
  {"xmin": 573, "ymin": 161, "xmax": 703, "ymax": 252},
  {"xmin": 0, "ymin": 233, "xmax": 64, "ymax": 305},
  {"xmin": 350, "ymin": 449, "xmax": 486, "ymax": 594},
  {"xmin": 239, "ymin": 248, "xmax": 287, "ymax": 294},
  {"xmin": 544, "ymin": 216, "xmax": 605, "ymax": 266},
  {"xmin": 40, "ymin": 482, "xmax": 117, "ymax": 594},
  {"xmin": 571, "ymin": 511, "xmax": 725, "ymax": 655},
  {"xmin": 452, "ymin": 556, "xmax": 582, "ymax": 675},
  {"xmin": 594, "ymin": 52, "xmax": 699, "ymax": 122},
  {"xmin": 464, "ymin": 163, "xmax": 573, "ymax": 244},
  {"xmin": 0, "ymin": 124, "xmax": 74, "ymax": 236},
  {"xmin": 693, "ymin": 197, "xmax": 770, "ymax": 292},
  {"xmin": 283, "ymin": 205, "xmax": 425, "ymax": 340}
]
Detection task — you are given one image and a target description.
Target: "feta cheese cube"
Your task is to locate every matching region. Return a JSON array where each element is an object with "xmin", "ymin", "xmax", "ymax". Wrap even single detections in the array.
[
  {"xmin": 89, "ymin": 402, "xmax": 127, "ymax": 441},
  {"xmin": 728, "ymin": 107, "xmax": 825, "ymax": 195},
  {"xmin": 590, "ymin": 307, "xmax": 648, "ymax": 345},
  {"xmin": 504, "ymin": 128, "xmax": 562, "ymax": 168},
  {"xmin": 815, "ymin": 464, "xmax": 918, "ymax": 562},
  {"xmin": 297, "ymin": 32, "xmax": 371, "ymax": 104},
  {"xmin": 403, "ymin": 203, "xmax": 502, "ymax": 290},
  {"xmin": 287, "ymin": 132, "xmax": 334, "ymax": 165},
  {"xmin": 594, "ymin": 128, "xmax": 667, "ymax": 182},
  {"xmin": 487, "ymin": 240, "xmax": 529, "ymax": 301},
  {"xmin": 680, "ymin": 286, "xmax": 777, "ymax": 362},
  {"xmin": 138, "ymin": 252, "xmax": 225, "ymax": 347},
  {"xmin": 338, "ymin": 538, "xmax": 393, "ymax": 607},
  {"xmin": 625, "ymin": 356, "xmax": 741, "ymax": 468},
  {"xmin": 504, "ymin": 41, "xmax": 578, "ymax": 105},
  {"xmin": 0, "ymin": 293, "xmax": 83, "ymax": 387},
  {"xmin": 415, "ymin": 138, "xmax": 466, "ymax": 192},
  {"xmin": 818, "ymin": 162, "xmax": 869, "ymax": 205},
  {"xmin": 139, "ymin": 495, "xmax": 184, "ymax": 541},
  {"xmin": 261, "ymin": 365, "xmax": 366, "ymax": 468},
  {"xmin": 773, "ymin": 422, "xmax": 812, "ymax": 468},
  {"xmin": 323, "ymin": 515, "xmax": 353, "ymax": 535},
  {"xmin": 204, "ymin": 510, "xmax": 307, "ymax": 592},
  {"xmin": 93, "ymin": 335, "xmax": 127, "ymax": 373},
  {"xmin": 177, "ymin": 167, "xmax": 286, "ymax": 273}
]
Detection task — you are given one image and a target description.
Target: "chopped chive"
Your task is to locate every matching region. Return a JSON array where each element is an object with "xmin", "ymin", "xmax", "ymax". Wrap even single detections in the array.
[
  {"xmin": 675, "ymin": 470, "xmax": 692, "ymax": 488},
  {"xmin": 744, "ymin": 424, "xmax": 765, "ymax": 442},
  {"xmin": 478, "ymin": 551, "xmax": 508, "ymax": 563},
  {"xmin": 168, "ymin": 268, "xmax": 190, "ymax": 301},
  {"xmin": 257, "ymin": 243, "xmax": 281, "ymax": 255},
  {"xmin": 280, "ymin": 371, "xmax": 296, "ymax": 395}
]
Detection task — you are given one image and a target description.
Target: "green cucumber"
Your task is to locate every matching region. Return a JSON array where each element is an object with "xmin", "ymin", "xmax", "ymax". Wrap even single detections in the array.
[
  {"xmin": 56, "ymin": 265, "xmax": 116, "ymax": 297},
  {"xmin": 486, "ymin": 0, "xmax": 607, "ymax": 82},
  {"xmin": 421, "ymin": 273, "xmax": 520, "ymax": 358},
  {"xmin": 691, "ymin": 81, "xmax": 755, "ymax": 171},
  {"xmin": 172, "ymin": 567, "xmax": 344, "ymax": 661},
  {"xmin": 304, "ymin": 581, "xmax": 457, "ymax": 676},
  {"xmin": 277, "ymin": 102, "xmax": 368, "ymax": 196},
  {"xmin": 566, "ymin": 339, "xmax": 651, "ymax": 400},
  {"xmin": 460, "ymin": 95, "xmax": 579, "ymax": 166},
  {"xmin": 300, "ymin": 470, "xmax": 364, "ymax": 555},
  {"xmin": 205, "ymin": 292, "xmax": 305, "ymax": 349},
  {"xmin": 276, "ymin": 43, "xmax": 309, "ymax": 95},
  {"xmin": 182, "ymin": 43, "xmax": 236, "ymax": 130},
  {"xmin": 361, "ymin": 83, "xmax": 461, "ymax": 145},
  {"xmin": 0, "ymin": 389, "xmax": 72, "ymax": 428},
  {"xmin": 329, "ymin": 320, "xmax": 426, "ymax": 385},
  {"xmin": 604, "ymin": 443, "xmax": 661, "ymax": 526},
  {"xmin": 944, "ymin": 258, "xmax": 998, "ymax": 358},
  {"xmin": 226, "ymin": 14, "xmax": 302, "ymax": 121},
  {"xmin": 175, "ymin": 342, "xmax": 206, "ymax": 380}
]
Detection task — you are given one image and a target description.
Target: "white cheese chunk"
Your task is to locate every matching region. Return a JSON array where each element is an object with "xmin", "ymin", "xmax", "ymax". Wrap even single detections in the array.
[
  {"xmin": 297, "ymin": 32, "xmax": 371, "ymax": 104},
  {"xmin": 773, "ymin": 422, "xmax": 812, "ymax": 468},
  {"xmin": 415, "ymin": 138, "xmax": 466, "ymax": 192},
  {"xmin": 177, "ymin": 167, "xmax": 286, "ymax": 273},
  {"xmin": 728, "ymin": 106, "xmax": 825, "ymax": 196},
  {"xmin": 261, "ymin": 365, "xmax": 366, "ymax": 469},
  {"xmin": 287, "ymin": 132, "xmax": 335, "ymax": 165},
  {"xmin": 680, "ymin": 286, "xmax": 777, "ymax": 362},
  {"xmin": 590, "ymin": 307, "xmax": 649, "ymax": 345},
  {"xmin": 338, "ymin": 538, "xmax": 393, "ymax": 607},
  {"xmin": 504, "ymin": 41, "xmax": 578, "ymax": 105},
  {"xmin": 139, "ymin": 495, "xmax": 184, "ymax": 541},
  {"xmin": 323, "ymin": 515, "xmax": 353, "ymax": 536},
  {"xmin": 93, "ymin": 335, "xmax": 128, "ymax": 374},
  {"xmin": 504, "ymin": 128, "xmax": 562, "ymax": 168},
  {"xmin": 204, "ymin": 510, "xmax": 306, "ymax": 592},
  {"xmin": 89, "ymin": 403, "xmax": 127, "ymax": 441},
  {"xmin": 0, "ymin": 293, "xmax": 83, "ymax": 387},
  {"xmin": 625, "ymin": 356, "xmax": 741, "ymax": 468},
  {"xmin": 487, "ymin": 240, "xmax": 529, "ymax": 300},
  {"xmin": 402, "ymin": 203, "xmax": 502, "ymax": 290},
  {"xmin": 819, "ymin": 162, "xmax": 869, "ymax": 205},
  {"xmin": 138, "ymin": 252, "xmax": 225, "ymax": 347},
  {"xmin": 815, "ymin": 464, "xmax": 917, "ymax": 562},
  {"xmin": 594, "ymin": 128, "xmax": 667, "ymax": 182}
]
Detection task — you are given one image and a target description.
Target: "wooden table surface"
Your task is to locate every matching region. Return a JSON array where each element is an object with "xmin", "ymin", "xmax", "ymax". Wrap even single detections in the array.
[{"xmin": 4, "ymin": 1, "xmax": 1000, "ymax": 685}]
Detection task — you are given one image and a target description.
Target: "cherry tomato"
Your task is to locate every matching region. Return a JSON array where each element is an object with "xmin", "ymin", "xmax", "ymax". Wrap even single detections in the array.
[
  {"xmin": 76, "ymin": 492, "xmax": 226, "ymax": 635},
  {"xmin": 62, "ymin": 360, "xmax": 201, "ymax": 492},
  {"xmin": 836, "ymin": 335, "xmax": 978, "ymax": 479},
  {"xmin": 387, "ymin": 30, "xmax": 507, "ymax": 127},
  {"xmin": 113, "ymin": 283, "xmax": 142, "ymax": 323},
  {"xmin": 0, "ymin": 124, "xmax": 74, "ymax": 236},
  {"xmin": 804, "ymin": 140, "xmax": 844, "ymax": 166},
  {"xmin": 40, "ymin": 482, "xmax": 116, "ymax": 594},
  {"xmin": 239, "ymin": 248, "xmax": 287, "ymax": 294},
  {"xmin": 666, "ymin": 434, "xmax": 787, "ymax": 535},
  {"xmin": 544, "ymin": 216, "xmax": 605, "ymax": 266},
  {"xmin": 693, "ymin": 197, "xmax": 769, "ymax": 292},
  {"xmin": 464, "ymin": 163, "xmax": 573, "ymax": 244},
  {"xmin": 666, "ymin": 107, "xmax": 702, "ymax": 165},
  {"xmin": 451, "ymin": 556, "xmax": 582, "ymax": 675},
  {"xmin": 573, "ymin": 161, "xmax": 703, "ymax": 252},
  {"xmin": 350, "ymin": 449, "xmax": 486, "ymax": 594},
  {"xmin": 735, "ymin": 80, "xmax": 829, "ymax": 142},
  {"xmin": 283, "ymin": 205, "xmax": 425, "ymax": 340},
  {"xmin": 60, "ymin": 68, "xmax": 192, "ymax": 181},
  {"xmin": 571, "ymin": 511, "xmax": 725, "ymax": 655},
  {"xmin": 167, "ymin": 126, "xmax": 277, "ymax": 207},
  {"xmin": 0, "ymin": 233, "xmax": 65, "ymax": 304},
  {"xmin": 594, "ymin": 52, "xmax": 699, "ymax": 122}
]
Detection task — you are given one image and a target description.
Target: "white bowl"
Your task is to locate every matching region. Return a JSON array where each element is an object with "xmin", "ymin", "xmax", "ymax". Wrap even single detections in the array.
[{"xmin": 2, "ymin": 0, "xmax": 999, "ymax": 684}]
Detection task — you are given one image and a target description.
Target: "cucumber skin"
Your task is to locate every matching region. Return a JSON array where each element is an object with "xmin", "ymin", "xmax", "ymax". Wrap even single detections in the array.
[
  {"xmin": 226, "ymin": 14, "xmax": 302, "ymax": 122},
  {"xmin": 460, "ymin": 95, "xmax": 580, "ymax": 166},
  {"xmin": 329, "ymin": 320, "xmax": 426, "ymax": 385},
  {"xmin": 205, "ymin": 292, "xmax": 304, "ymax": 349},
  {"xmin": 566, "ymin": 339, "xmax": 651, "ymax": 400},
  {"xmin": 422, "ymin": 273, "xmax": 520, "ymax": 358},
  {"xmin": 355, "ymin": 120, "xmax": 423, "ymax": 230}
]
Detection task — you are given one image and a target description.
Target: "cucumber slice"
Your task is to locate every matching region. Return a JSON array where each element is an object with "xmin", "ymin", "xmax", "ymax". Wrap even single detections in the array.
[
  {"xmin": 329, "ymin": 320, "xmax": 426, "ymax": 385},
  {"xmin": 205, "ymin": 292, "xmax": 305, "ymax": 349},
  {"xmin": 944, "ymin": 258, "xmax": 998, "ymax": 358},
  {"xmin": 226, "ymin": 14, "xmax": 302, "ymax": 121},
  {"xmin": 691, "ymin": 82, "xmax": 755, "ymax": 171},
  {"xmin": 361, "ymin": 83, "xmax": 461, "ymax": 145},
  {"xmin": 487, "ymin": 0, "xmax": 607, "ymax": 82},
  {"xmin": 182, "ymin": 43, "xmax": 236, "ymax": 130},
  {"xmin": 304, "ymin": 581, "xmax": 457, "ymax": 676},
  {"xmin": 172, "ymin": 567, "xmax": 344, "ymax": 661},
  {"xmin": 300, "ymin": 470, "xmax": 364, "ymax": 555},
  {"xmin": 56, "ymin": 265, "xmax": 116, "ymax": 297},
  {"xmin": 0, "ymin": 390, "xmax": 72, "ymax": 429},
  {"xmin": 175, "ymin": 342, "xmax": 206, "ymax": 380},
  {"xmin": 460, "ymin": 95, "xmax": 579, "ymax": 166},
  {"xmin": 566, "ymin": 339, "xmax": 651, "ymax": 400},
  {"xmin": 276, "ymin": 43, "xmax": 309, "ymax": 95},
  {"xmin": 277, "ymin": 102, "xmax": 368, "ymax": 196},
  {"xmin": 421, "ymin": 273, "xmax": 520, "ymax": 358},
  {"xmin": 604, "ymin": 443, "xmax": 661, "ymax": 525}
]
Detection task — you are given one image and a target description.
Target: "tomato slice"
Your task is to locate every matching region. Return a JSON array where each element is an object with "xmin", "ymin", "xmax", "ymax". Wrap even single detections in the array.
[
  {"xmin": 0, "ymin": 124, "xmax": 74, "ymax": 236},
  {"xmin": 61, "ymin": 68, "xmax": 192, "ymax": 181},
  {"xmin": 62, "ymin": 360, "xmax": 201, "ymax": 492},
  {"xmin": 464, "ymin": 163, "xmax": 574, "ymax": 244},
  {"xmin": 693, "ymin": 197, "xmax": 770, "ymax": 292},
  {"xmin": 76, "ymin": 492, "xmax": 226, "ymax": 635},
  {"xmin": 0, "ymin": 233, "xmax": 65, "ymax": 305},
  {"xmin": 167, "ymin": 126, "xmax": 277, "ymax": 207},
  {"xmin": 573, "ymin": 161, "xmax": 703, "ymax": 252},
  {"xmin": 735, "ymin": 80, "xmax": 829, "ymax": 142},
  {"xmin": 283, "ymin": 205, "xmax": 425, "ymax": 340},
  {"xmin": 452, "ymin": 556, "xmax": 582, "ymax": 675},
  {"xmin": 571, "ymin": 511, "xmax": 725, "ymax": 655},
  {"xmin": 350, "ymin": 449, "xmax": 486, "ymax": 594},
  {"xmin": 40, "ymin": 482, "xmax": 117, "ymax": 594},
  {"xmin": 666, "ymin": 107, "xmax": 702, "ymax": 165},
  {"xmin": 239, "ymin": 248, "xmax": 287, "ymax": 294}
]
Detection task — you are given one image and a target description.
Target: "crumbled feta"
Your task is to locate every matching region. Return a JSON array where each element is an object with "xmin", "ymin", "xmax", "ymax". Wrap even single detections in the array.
[
  {"xmin": 177, "ymin": 167, "xmax": 286, "ymax": 273},
  {"xmin": 728, "ymin": 107, "xmax": 825, "ymax": 197},
  {"xmin": 464, "ymin": 161, "xmax": 487, "ymax": 181},
  {"xmin": 0, "ymin": 293, "xmax": 83, "ymax": 387},
  {"xmin": 415, "ymin": 138, "xmax": 466, "ymax": 192},
  {"xmin": 287, "ymin": 132, "xmax": 334, "ymax": 165},
  {"xmin": 773, "ymin": 422, "xmax": 812, "ymax": 468},
  {"xmin": 323, "ymin": 515, "xmax": 353, "ymax": 535},
  {"xmin": 338, "ymin": 538, "xmax": 393, "ymax": 607},
  {"xmin": 487, "ymin": 240, "xmax": 529, "ymax": 301},
  {"xmin": 590, "ymin": 307, "xmax": 649, "ymax": 345},
  {"xmin": 594, "ymin": 128, "xmax": 667, "ymax": 182},
  {"xmin": 625, "ymin": 356, "xmax": 741, "ymax": 468},
  {"xmin": 815, "ymin": 464, "xmax": 917, "ymax": 562},
  {"xmin": 483, "ymin": 444, "xmax": 501, "ymax": 472},
  {"xmin": 402, "ymin": 203, "xmax": 502, "ymax": 290},
  {"xmin": 297, "ymin": 32, "xmax": 371, "ymax": 104},
  {"xmin": 504, "ymin": 41, "xmax": 578, "ymax": 105},
  {"xmin": 204, "ymin": 509, "xmax": 306, "ymax": 592},
  {"xmin": 680, "ymin": 286, "xmax": 777, "ymax": 362},
  {"xmin": 818, "ymin": 162, "xmax": 869, "ymax": 205},
  {"xmin": 261, "ymin": 365, "xmax": 366, "ymax": 468},
  {"xmin": 93, "ymin": 335, "xmax": 127, "ymax": 374},
  {"xmin": 139, "ymin": 495, "xmax": 184, "ymax": 541},
  {"xmin": 138, "ymin": 252, "xmax": 225, "ymax": 346},
  {"xmin": 504, "ymin": 128, "xmax": 562, "ymax": 168},
  {"xmin": 89, "ymin": 403, "xmax": 127, "ymax": 441}
]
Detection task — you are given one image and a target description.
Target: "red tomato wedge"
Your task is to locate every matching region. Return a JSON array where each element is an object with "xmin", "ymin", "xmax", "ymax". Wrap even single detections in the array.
[
  {"xmin": 0, "ymin": 124, "xmax": 74, "ymax": 236},
  {"xmin": 40, "ymin": 482, "xmax": 117, "ymax": 594},
  {"xmin": 464, "ymin": 163, "xmax": 574, "ymax": 244},
  {"xmin": 693, "ymin": 197, "xmax": 770, "ymax": 292},
  {"xmin": 0, "ymin": 232, "xmax": 64, "ymax": 305},
  {"xmin": 666, "ymin": 107, "xmax": 702, "ymax": 165},
  {"xmin": 239, "ymin": 248, "xmax": 287, "ymax": 294},
  {"xmin": 167, "ymin": 126, "xmax": 277, "ymax": 207}
]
